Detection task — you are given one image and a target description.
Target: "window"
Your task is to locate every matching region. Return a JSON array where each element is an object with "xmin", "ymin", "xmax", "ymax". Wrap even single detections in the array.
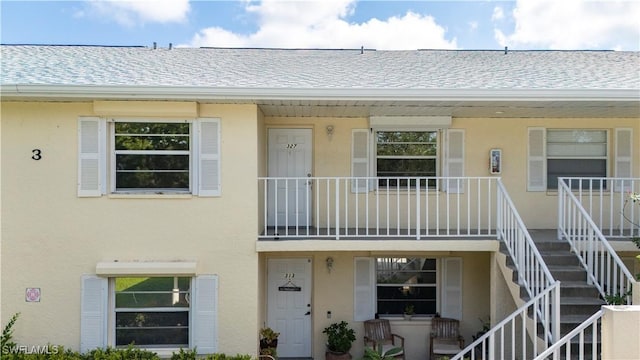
[
  {"xmin": 81, "ymin": 274, "xmax": 218, "ymax": 353},
  {"xmin": 114, "ymin": 122, "xmax": 191, "ymax": 192},
  {"xmin": 114, "ymin": 277, "xmax": 190, "ymax": 348},
  {"xmin": 375, "ymin": 131, "xmax": 438, "ymax": 187},
  {"xmin": 375, "ymin": 257, "xmax": 437, "ymax": 316},
  {"xmin": 78, "ymin": 117, "xmax": 220, "ymax": 197},
  {"xmin": 546, "ymin": 129, "xmax": 607, "ymax": 189},
  {"xmin": 354, "ymin": 257, "xmax": 461, "ymax": 321}
]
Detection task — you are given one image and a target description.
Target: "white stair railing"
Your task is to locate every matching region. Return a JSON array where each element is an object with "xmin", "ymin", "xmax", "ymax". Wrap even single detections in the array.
[
  {"xmin": 496, "ymin": 180, "xmax": 558, "ymax": 315},
  {"xmin": 452, "ymin": 282, "xmax": 561, "ymax": 360},
  {"xmin": 533, "ymin": 309, "xmax": 603, "ymax": 360},
  {"xmin": 558, "ymin": 178, "xmax": 636, "ymax": 304},
  {"xmin": 453, "ymin": 181, "xmax": 560, "ymax": 359}
]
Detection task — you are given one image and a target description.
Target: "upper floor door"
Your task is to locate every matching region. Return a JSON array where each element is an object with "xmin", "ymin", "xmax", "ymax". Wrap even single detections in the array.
[{"xmin": 267, "ymin": 128, "xmax": 313, "ymax": 227}]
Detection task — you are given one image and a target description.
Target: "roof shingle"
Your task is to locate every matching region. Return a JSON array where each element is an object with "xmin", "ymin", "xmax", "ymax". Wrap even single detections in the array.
[{"xmin": 1, "ymin": 45, "xmax": 639, "ymax": 90}]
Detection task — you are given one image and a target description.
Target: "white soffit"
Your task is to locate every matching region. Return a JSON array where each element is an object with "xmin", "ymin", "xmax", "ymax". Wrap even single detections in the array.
[
  {"xmin": 369, "ymin": 116, "xmax": 452, "ymax": 128},
  {"xmin": 96, "ymin": 261, "xmax": 197, "ymax": 276}
]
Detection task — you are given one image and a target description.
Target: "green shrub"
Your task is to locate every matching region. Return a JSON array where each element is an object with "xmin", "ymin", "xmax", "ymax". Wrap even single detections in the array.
[
  {"xmin": 84, "ymin": 345, "xmax": 159, "ymax": 360},
  {"xmin": 170, "ymin": 348, "xmax": 197, "ymax": 360},
  {"xmin": 1, "ymin": 313, "xmax": 21, "ymax": 350}
]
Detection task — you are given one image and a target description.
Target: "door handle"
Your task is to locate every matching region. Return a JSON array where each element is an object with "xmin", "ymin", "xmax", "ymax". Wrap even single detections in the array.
[
  {"xmin": 306, "ymin": 173, "xmax": 313, "ymax": 189},
  {"xmin": 305, "ymin": 311, "xmax": 311, "ymax": 316}
]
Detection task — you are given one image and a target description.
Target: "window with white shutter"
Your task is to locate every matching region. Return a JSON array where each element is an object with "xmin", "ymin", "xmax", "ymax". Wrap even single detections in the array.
[
  {"xmin": 81, "ymin": 274, "xmax": 218, "ymax": 352},
  {"xmin": 356, "ymin": 257, "xmax": 456, "ymax": 319},
  {"xmin": 530, "ymin": 128, "xmax": 614, "ymax": 191},
  {"xmin": 77, "ymin": 117, "xmax": 220, "ymax": 197}
]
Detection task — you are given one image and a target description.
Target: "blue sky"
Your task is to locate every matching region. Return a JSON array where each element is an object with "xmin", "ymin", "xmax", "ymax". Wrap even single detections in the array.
[{"xmin": 1, "ymin": 1, "xmax": 639, "ymax": 50}]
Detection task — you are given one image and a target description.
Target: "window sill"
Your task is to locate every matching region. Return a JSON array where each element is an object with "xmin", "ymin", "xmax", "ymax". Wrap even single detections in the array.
[{"xmin": 109, "ymin": 193, "xmax": 193, "ymax": 199}]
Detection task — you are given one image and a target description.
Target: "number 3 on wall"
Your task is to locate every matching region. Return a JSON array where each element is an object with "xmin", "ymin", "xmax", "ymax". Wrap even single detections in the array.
[{"xmin": 32, "ymin": 149, "xmax": 42, "ymax": 160}]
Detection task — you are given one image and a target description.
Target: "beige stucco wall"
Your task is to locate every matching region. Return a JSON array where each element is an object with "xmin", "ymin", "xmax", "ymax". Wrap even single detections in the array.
[
  {"xmin": 3, "ymin": 103, "xmax": 638, "ymax": 356},
  {"xmin": 260, "ymin": 251, "xmax": 491, "ymax": 360},
  {"xmin": 601, "ymin": 305, "xmax": 640, "ymax": 359},
  {"xmin": 0, "ymin": 101, "xmax": 260, "ymax": 354},
  {"xmin": 263, "ymin": 116, "xmax": 640, "ymax": 230}
]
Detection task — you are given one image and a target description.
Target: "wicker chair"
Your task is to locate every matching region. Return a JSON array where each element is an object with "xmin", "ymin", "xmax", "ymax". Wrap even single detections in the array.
[
  {"xmin": 363, "ymin": 319, "xmax": 405, "ymax": 359},
  {"xmin": 430, "ymin": 317, "xmax": 464, "ymax": 360}
]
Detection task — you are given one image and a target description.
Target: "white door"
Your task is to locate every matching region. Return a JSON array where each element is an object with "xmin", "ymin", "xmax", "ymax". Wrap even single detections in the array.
[
  {"xmin": 267, "ymin": 129, "xmax": 313, "ymax": 227},
  {"xmin": 267, "ymin": 258, "xmax": 312, "ymax": 358}
]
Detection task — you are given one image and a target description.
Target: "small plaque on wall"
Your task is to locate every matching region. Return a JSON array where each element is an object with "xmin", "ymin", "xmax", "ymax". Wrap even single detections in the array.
[{"xmin": 26, "ymin": 287, "xmax": 41, "ymax": 302}]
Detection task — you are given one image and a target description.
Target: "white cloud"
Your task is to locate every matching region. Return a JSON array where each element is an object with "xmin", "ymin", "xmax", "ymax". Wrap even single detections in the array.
[
  {"xmin": 84, "ymin": 0, "xmax": 190, "ymax": 26},
  {"xmin": 491, "ymin": 6, "xmax": 504, "ymax": 21},
  {"xmin": 495, "ymin": 0, "xmax": 640, "ymax": 50},
  {"xmin": 186, "ymin": 0, "xmax": 457, "ymax": 50},
  {"xmin": 468, "ymin": 21, "xmax": 479, "ymax": 31}
]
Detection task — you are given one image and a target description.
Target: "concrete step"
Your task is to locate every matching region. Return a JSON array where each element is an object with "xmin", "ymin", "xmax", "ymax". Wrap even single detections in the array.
[
  {"xmin": 548, "ymin": 265, "xmax": 588, "ymax": 282},
  {"xmin": 539, "ymin": 252, "xmax": 582, "ymax": 266},
  {"xmin": 560, "ymin": 281, "xmax": 601, "ymax": 298},
  {"xmin": 560, "ymin": 297, "xmax": 606, "ymax": 316}
]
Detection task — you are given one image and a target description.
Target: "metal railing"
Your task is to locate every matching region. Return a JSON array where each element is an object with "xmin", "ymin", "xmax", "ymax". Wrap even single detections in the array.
[
  {"xmin": 558, "ymin": 178, "xmax": 637, "ymax": 304},
  {"xmin": 497, "ymin": 180, "xmax": 557, "ymax": 300},
  {"xmin": 533, "ymin": 309, "xmax": 603, "ymax": 360},
  {"xmin": 560, "ymin": 177, "xmax": 639, "ymax": 239},
  {"xmin": 258, "ymin": 177, "xmax": 498, "ymax": 239},
  {"xmin": 454, "ymin": 180, "xmax": 560, "ymax": 359},
  {"xmin": 452, "ymin": 282, "xmax": 561, "ymax": 360}
]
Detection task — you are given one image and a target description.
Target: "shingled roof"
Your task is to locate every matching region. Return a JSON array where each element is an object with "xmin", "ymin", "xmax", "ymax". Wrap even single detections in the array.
[{"xmin": 2, "ymin": 45, "xmax": 639, "ymax": 90}]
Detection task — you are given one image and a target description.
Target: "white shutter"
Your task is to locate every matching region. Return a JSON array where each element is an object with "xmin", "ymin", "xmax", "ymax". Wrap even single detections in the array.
[
  {"xmin": 614, "ymin": 128, "xmax": 633, "ymax": 192},
  {"xmin": 80, "ymin": 275, "xmax": 107, "ymax": 352},
  {"xmin": 78, "ymin": 117, "xmax": 105, "ymax": 197},
  {"xmin": 351, "ymin": 129, "xmax": 371, "ymax": 193},
  {"xmin": 528, "ymin": 127, "xmax": 546, "ymax": 191},
  {"xmin": 192, "ymin": 275, "xmax": 218, "ymax": 354},
  {"xmin": 198, "ymin": 119, "xmax": 221, "ymax": 197},
  {"xmin": 441, "ymin": 257, "xmax": 462, "ymax": 320},
  {"xmin": 354, "ymin": 257, "xmax": 376, "ymax": 321},
  {"xmin": 445, "ymin": 129, "xmax": 465, "ymax": 193}
]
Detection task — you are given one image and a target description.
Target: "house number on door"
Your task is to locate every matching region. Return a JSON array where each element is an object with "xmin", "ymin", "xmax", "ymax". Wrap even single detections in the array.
[{"xmin": 32, "ymin": 149, "xmax": 42, "ymax": 160}]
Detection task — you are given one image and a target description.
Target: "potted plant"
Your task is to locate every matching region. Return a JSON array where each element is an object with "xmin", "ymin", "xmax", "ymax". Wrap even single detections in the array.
[
  {"xmin": 323, "ymin": 321, "xmax": 356, "ymax": 360},
  {"xmin": 403, "ymin": 304, "xmax": 415, "ymax": 320},
  {"xmin": 260, "ymin": 327, "xmax": 280, "ymax": 358}
]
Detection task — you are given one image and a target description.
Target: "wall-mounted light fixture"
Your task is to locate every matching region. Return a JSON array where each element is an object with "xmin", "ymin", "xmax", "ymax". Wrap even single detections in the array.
[
  {"xmin": 326, "ymin": 125, "xmax": 334, "ymax": 140},
  {"xmin": 326, "ymin": 257, "xmax": 334, "ymax": 273}
]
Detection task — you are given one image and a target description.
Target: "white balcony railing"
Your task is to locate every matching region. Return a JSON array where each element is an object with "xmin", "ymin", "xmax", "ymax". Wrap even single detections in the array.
[
  {"xmin": 558, "ymin": 177, "xmax": 637, "ymax": 304},
  {"xmin": 560, "ymin": 177, "xmax": 640, "ymax": 239},
  {"xmin": 258, "ymin": 177, "xmax": 499, "ymax": 239}
]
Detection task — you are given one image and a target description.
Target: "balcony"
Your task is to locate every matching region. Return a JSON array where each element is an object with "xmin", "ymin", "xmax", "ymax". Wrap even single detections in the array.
[{"xmin": 258, "ymin": 177, "xmax": 503, "ymax": 240}]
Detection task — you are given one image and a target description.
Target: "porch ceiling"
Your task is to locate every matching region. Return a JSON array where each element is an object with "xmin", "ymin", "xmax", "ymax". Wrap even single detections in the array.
[{"xmin": 255, "ymin": 99, "xmax": 640, "ymax": 118}]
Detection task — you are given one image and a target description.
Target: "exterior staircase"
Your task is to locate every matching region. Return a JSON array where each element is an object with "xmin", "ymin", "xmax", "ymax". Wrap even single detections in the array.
[{"xmin": 503, "ymin": 230, "xmax": 605, "ymax": 359}]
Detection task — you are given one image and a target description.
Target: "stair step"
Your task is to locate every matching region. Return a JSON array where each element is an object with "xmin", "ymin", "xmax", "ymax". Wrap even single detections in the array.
[
  {"xmin": 548, "ymin": 266, "xmax": 588, "ymax": 282},
  {"xmin": 540, "ymin": 253, "xmax": 582, "ymax": 266}
]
